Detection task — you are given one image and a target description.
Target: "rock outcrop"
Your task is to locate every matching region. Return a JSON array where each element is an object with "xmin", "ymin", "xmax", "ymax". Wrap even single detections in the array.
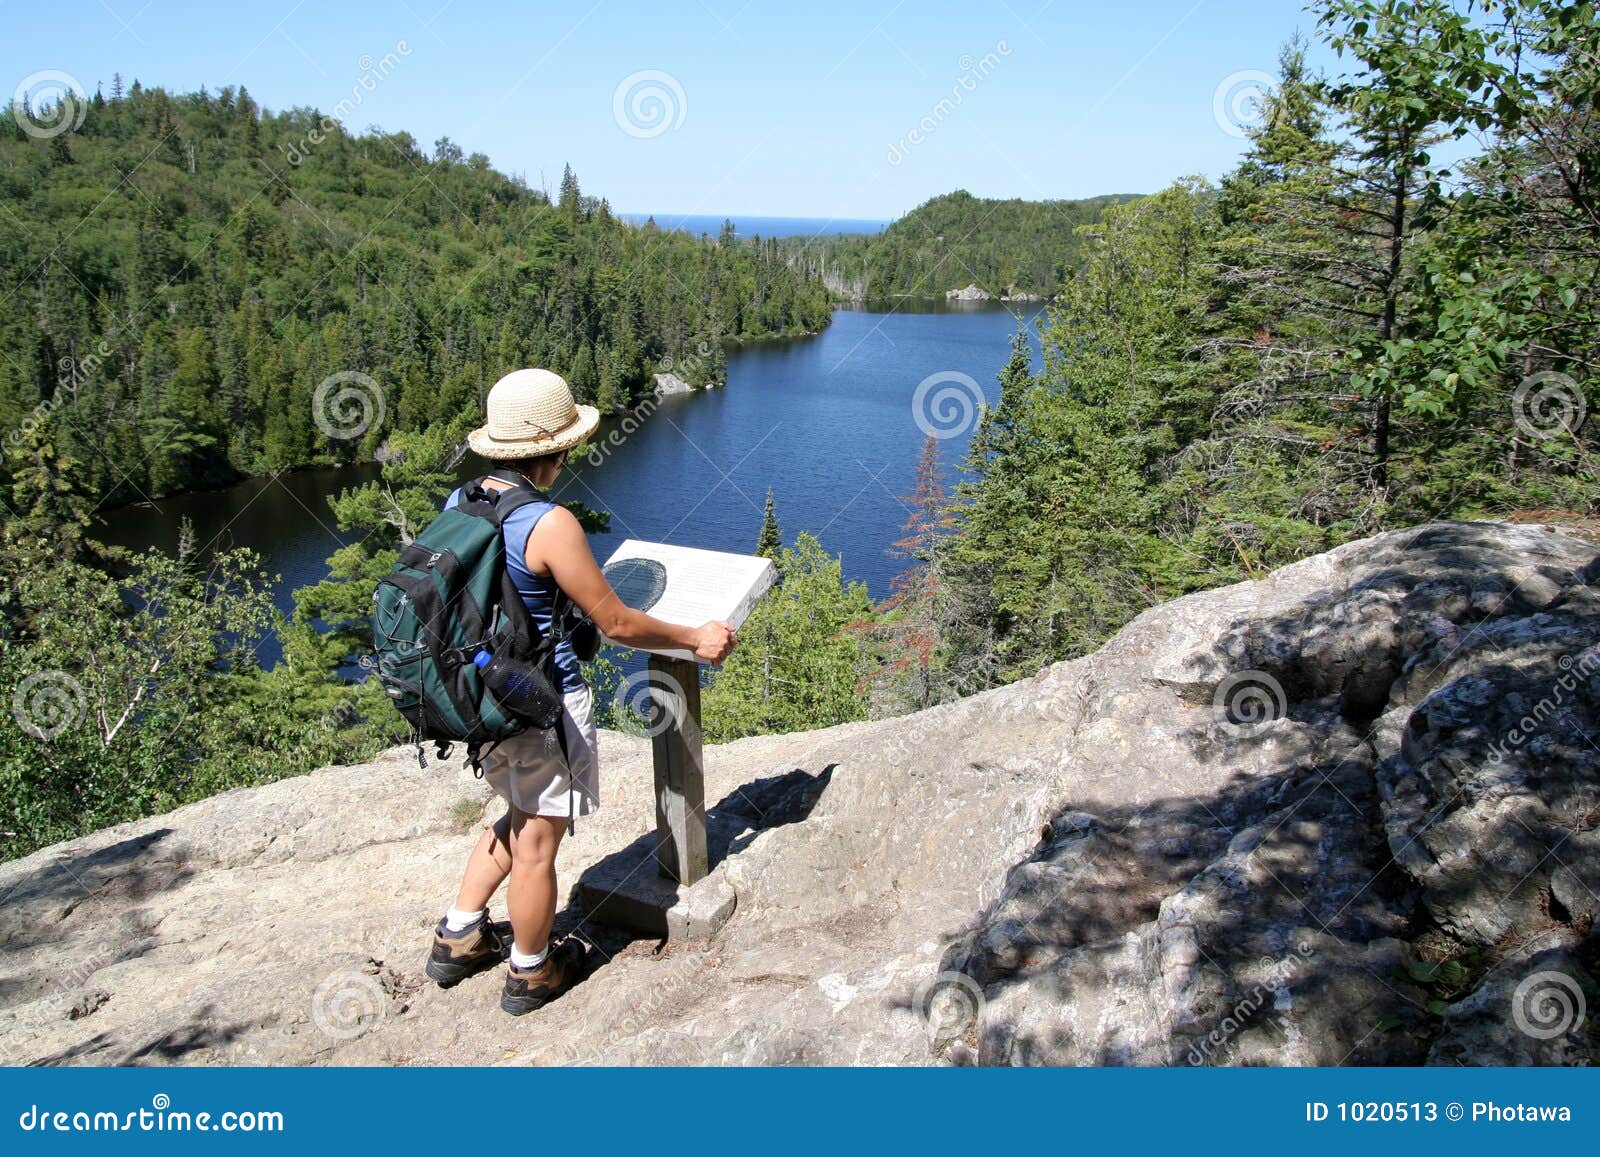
[
  {"xmin": 652, "ymin": 371, "xmax": 694, "ymax": 396},
  {"xmin": 946, "ymin": 283, "xmax": 991, "ymax": 302},
  {"xmin": 3, "ymin": 522, "xmax": 1597, "ymax": 1067}
]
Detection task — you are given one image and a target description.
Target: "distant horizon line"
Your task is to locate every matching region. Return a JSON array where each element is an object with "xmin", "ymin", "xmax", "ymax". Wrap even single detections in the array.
[
  {"xmin": 615, "ymin": 210, "xmax": 894, "ymax": 223},
  {"xmin": 611, "ymin": 191, "xmax": 1150, "ymax": 227}
]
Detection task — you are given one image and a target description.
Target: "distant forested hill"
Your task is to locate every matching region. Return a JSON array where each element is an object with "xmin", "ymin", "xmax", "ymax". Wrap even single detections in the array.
[
  {"xmin": 0, "ymin": 81, "xmax": 831, "ymax": 503},
  {"xmin": 786, "ymin": 190, "xmax": 1142, "ymax": 301}
]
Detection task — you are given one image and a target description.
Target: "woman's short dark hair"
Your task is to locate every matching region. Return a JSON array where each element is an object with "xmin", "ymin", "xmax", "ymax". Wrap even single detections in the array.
[{"xmin": 500, "ymin": 448, "xmax": 568, "ymax": 475}]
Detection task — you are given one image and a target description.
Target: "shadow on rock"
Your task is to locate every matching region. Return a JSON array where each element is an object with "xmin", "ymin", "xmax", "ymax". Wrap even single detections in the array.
[
  {"xmin": 939, "ymin": 523, "xmax": 1600, "ymax": 1066},
  {"xmin": 29, "ymin": 1004, "xmax": 256, "ymax": 1067},
  {"xmin": 559, "ymin": 765, "xmax": 835, "ymax": 965}
]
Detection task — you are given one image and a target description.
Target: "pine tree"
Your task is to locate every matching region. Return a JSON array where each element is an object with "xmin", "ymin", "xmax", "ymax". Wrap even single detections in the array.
[
  {"xmin": 756, "ymin": 488, "xmax": 781, "ymax": 560},
  {"xmin": 559, "ymin": 163, "xmax": 581, "ymax": 216},
  {"xmin": 967, "ymin": 329, "xmax": 1031, "ymax": 480}
]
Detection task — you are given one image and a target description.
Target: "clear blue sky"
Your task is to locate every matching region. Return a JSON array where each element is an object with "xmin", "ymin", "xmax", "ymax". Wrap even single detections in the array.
[{"xmin": 2, "ymin": 0, "xmax": 1332, "ymax": 219}]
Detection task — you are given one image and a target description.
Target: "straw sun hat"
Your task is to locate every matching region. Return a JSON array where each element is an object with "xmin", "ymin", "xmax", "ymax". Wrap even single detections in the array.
[{"xmin": 467, "ymin": 368, "xmax": 601, "ymax": 459}]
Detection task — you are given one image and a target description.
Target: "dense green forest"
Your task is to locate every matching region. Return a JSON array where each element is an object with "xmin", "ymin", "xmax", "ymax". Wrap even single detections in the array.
[
  {"xmin": 3, "ymin": 0, "xmax": 1597, "ymax": 860},
  {"xmin": 787, "ymin": 190, "xmax": 1141, "ymax": 300},
  {"xmin": 723, "ymin": 0, "xmax": 1600, "ymax": 722},
  {"xmin": 921, "ymin": 0, "xmax": 1600, "ymax": 688},
  {"xmin": 0, "ymin": 81, "xmax": 832, "ymax": 503}
]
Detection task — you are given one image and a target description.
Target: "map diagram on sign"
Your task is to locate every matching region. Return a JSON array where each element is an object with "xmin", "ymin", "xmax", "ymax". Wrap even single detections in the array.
[{"xmin": 600, "ymin": 540, "xmax": 777, "ymax": 663}]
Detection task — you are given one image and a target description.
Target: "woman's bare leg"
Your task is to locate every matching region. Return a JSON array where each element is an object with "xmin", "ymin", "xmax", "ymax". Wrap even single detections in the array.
[
  {"xmin": 452, "ymin": 812, "xmax": 512, "ymax": 912},
  {"xmin": 506, "ymin": 809, "xmax": 567, "ymax": 956}
]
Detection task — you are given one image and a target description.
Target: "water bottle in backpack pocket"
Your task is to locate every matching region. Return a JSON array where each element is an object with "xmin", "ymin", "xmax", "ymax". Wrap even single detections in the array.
[{"xmin": 474, "ymin": 650, "xmax": 563, "ymax": 729}]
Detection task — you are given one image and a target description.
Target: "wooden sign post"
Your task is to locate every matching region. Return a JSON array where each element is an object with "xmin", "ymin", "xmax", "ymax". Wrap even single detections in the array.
[
  {"xmin": 600, "ymin": 540, "xmax": 776, "ymax": 890},
  {"xmin": 648, "ymin": 653, "xmax": 707, "ymax": 884}
]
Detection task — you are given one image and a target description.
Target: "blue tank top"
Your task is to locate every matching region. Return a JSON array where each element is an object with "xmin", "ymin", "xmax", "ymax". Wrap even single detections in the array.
[{"xmin": 445, "ymin": 486, "xmax": 586, "ymax": 693}]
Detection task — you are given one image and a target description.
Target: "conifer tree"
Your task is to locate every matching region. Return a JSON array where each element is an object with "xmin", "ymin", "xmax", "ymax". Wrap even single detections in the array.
[{"xmin": 756, "ymin": 488, "xmax": 782, "ymax": 561}]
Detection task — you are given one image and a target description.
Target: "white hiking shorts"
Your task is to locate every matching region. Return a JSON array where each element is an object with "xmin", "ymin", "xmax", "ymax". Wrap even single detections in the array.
[{"xmin": 481, "ymin": 684, "xmax": 599, "ymax": 818}]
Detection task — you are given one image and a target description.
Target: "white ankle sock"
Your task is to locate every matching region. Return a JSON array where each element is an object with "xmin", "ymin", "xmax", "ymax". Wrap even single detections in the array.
[
  {"xmin": 444, "ymin": 906, "xmax": 486, "ymax": 932},
  {"xmin": 510, "ymin": 942, "xmax": 549, "ymax": 970}
]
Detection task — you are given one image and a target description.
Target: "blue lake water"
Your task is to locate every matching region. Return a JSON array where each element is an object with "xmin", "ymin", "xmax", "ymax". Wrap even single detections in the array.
[{"xmin": 99, "ymin": 303, "xmax": 1045, "ymax": 666}]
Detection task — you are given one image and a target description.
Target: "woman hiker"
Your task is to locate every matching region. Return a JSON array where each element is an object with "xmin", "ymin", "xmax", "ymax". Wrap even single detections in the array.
[{"xmin": 425, "ymin": 368, "xmax": 738, "ymax": 1015}]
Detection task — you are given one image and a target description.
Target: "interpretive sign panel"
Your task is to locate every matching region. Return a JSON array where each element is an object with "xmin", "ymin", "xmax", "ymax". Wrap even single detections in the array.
[{"xmin": 600, "ymin": 540, "xmax": 777, "ymax": 663}]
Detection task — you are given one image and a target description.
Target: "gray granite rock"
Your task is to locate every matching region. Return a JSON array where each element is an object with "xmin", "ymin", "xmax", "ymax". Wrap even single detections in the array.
[
  {"xmin": 1426, "ymin": 928, "xmax": 1598, "ymax": 1066},
  {"xmin": 2, "ymin": 521, "xmax": 1596, "ymax": 1067}
]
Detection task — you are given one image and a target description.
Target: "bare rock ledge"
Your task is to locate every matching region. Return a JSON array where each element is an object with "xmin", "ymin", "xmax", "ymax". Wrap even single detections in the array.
[{"xmin": 3, "ymin": 521, "xmax": 1598, "ymax": 1066}]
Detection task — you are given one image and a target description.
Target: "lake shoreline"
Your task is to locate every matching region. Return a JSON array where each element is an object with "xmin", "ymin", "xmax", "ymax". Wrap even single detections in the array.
[
  {"xmin": 98, "ymin": 324, "xmax": 839, "ymax": 518},
  {"xmin": 97, "ymin": 303, "xmax": 1047, "ymax": 668}
]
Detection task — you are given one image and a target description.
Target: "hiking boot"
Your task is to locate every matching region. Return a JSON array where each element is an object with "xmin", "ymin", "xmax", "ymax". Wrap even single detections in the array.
[
  {"xmin": 500, "ymin": 939, "xmax": 586, "ymax": 1016},
  {"xmin": 425, "ymin": 913, "xmax": 508, "ymax": 987}
]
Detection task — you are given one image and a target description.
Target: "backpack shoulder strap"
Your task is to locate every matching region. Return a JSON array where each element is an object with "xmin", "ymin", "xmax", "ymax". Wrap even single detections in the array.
[
  {"xmin": 458, "ymin": 471, "xmax": 552, "ymax": 528},
  {"xmin": 458, "ymin": 473, "xmax": 575, "ymax": 635}
]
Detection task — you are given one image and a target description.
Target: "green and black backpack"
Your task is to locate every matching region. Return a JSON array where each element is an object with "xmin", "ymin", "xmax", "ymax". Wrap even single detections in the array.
[{"xmin": 370, "ymin": 473, "xmax": 566, "ymax": 772}]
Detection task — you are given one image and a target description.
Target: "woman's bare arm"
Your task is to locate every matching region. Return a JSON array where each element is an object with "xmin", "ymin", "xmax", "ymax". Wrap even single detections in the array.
[{"xmin": 526, "ymin": 505, "xmax": 736, "ymax": 663}]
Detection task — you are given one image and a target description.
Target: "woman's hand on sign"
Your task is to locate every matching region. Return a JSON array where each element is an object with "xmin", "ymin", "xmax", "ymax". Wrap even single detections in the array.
[
  {"xmin": 530, "ymin": 510, "xmax": 740, "ymax": 663},
  {"xmin": 692, "ymin": 620, "xmax": 737, "ymax": 663}
]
